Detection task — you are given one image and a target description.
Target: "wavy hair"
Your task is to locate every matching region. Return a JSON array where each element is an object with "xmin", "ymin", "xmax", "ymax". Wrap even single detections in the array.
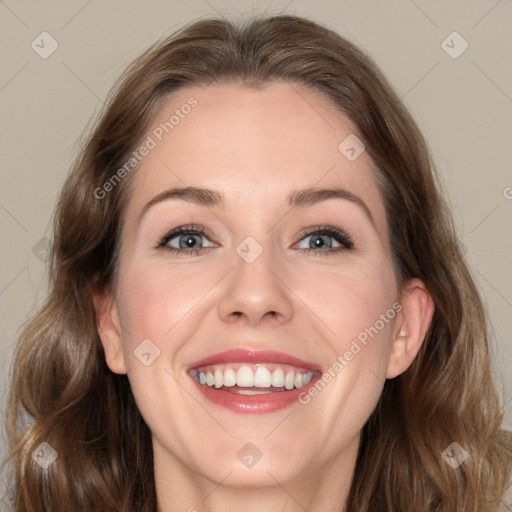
[{"xmin": 4, "ymin": 14, "xmax": 511, "ymax": 511}]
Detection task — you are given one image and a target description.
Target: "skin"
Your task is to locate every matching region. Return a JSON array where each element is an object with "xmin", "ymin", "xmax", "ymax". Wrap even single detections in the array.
[{"xmin": 94, "ymin": 82, "xmax": 434, "ymax": 511}]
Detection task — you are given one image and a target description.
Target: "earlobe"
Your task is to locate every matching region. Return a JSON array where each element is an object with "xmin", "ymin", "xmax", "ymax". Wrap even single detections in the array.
[
  {"xmin": 386, "ymin": 278, "xmax": 435, "ymax": 379},
  {"xmin": 92, "ymin": 291, "xmax": 127, "ymax": 375}
]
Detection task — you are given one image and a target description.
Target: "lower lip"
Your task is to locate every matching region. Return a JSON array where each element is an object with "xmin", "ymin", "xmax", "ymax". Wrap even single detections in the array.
[{"xmin": 192, "ymin": 377, "xmax": 319, "ymax": 414}]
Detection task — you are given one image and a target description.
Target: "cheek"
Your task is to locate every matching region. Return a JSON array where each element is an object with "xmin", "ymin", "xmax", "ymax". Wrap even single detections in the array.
[
  {"xmin": 116, "ymin": 259, "xmax": 214, "ymax": 349},
  {"xmin": 296, "ymin": 266, "xmax": 398, "ymax": 433},
  {"xmin": 113, "ymin": 261, "xmax": 219, "ymax": 443},
  {"xmin": 297, "ymin": 259, "xmax": 398, "ymax": 348},
  {"xmin": 296, "ymin": 261, "xmax": 398, "ymax": 407}
]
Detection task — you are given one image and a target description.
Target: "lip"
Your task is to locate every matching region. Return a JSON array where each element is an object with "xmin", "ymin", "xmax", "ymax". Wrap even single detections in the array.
[{"xmin": 188, "ymin": 349, "xmax": 322, "ymax": 414}]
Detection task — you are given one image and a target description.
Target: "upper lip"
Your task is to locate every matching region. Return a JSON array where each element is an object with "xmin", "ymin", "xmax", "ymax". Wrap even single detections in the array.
[{"xmin": 188, "ymin": 348, "xmax": 322, "ymax": 372}]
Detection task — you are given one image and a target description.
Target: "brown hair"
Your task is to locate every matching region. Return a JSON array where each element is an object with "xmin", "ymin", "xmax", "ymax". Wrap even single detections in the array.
[{"xmin": 4, "ymin": 14, "xmax": 511, "ymax": 511}]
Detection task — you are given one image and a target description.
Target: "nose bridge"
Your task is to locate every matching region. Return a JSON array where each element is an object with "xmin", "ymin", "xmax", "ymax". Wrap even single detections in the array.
[{"xmin": 216, "ymin": 233, "xmax": 294, "ymax": 326}]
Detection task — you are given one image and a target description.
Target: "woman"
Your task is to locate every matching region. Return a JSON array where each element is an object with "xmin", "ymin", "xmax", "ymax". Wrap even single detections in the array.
[{"xmin": 4, "ymin": 14, "xmax": 511, "ymax": 511}]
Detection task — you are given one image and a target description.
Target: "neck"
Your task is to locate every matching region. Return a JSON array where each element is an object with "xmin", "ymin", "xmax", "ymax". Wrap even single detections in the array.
[{"xmin": 153, "ymin": 435, "xmax": 359, "ymax": 512}]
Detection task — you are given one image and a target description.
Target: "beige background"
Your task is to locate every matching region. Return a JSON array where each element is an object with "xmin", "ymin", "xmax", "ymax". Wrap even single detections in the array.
[{"xmin": 1, "ymin": 0, "xmax": 511, "ymax": 493}]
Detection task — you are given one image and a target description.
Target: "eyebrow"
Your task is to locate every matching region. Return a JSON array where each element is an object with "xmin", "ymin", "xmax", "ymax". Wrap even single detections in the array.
[{"xmin": 137, "ymin": 185, "xmax": 376, "ymax": 229}]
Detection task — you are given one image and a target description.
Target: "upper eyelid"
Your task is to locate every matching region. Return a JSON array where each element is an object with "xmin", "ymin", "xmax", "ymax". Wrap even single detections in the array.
[{"xmin": 158, "ymin": 225, "xmax": 213, "ymax": 245}]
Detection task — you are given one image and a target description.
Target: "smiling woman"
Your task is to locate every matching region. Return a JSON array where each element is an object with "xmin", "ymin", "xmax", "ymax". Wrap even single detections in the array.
[{"xmin": 3, "ymin": 14, "xmax": 511, "ymax": 512}]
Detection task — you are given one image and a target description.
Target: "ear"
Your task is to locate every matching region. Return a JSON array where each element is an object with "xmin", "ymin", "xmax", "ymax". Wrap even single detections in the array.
[
  {"xmin": 386, "ymin": 278, "xmax": 434, "ymax": 379},
  {"xmin": 92, "ymin": 290, "xmax": 127, "ymax": 374}
]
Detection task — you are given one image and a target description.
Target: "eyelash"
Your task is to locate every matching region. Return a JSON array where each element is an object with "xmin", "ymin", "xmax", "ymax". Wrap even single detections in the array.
[{"xmin": 155, "ymin": 223, "xmax": 354, "ymax": 257}]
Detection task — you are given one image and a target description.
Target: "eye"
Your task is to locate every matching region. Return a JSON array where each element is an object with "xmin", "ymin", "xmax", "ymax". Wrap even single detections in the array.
[
  {"xmin": 157, "ymin": 224, "xmax": 215, "ymax": 255},
  {"xmin": 155, "ymin": 224, "xmax": 354, "ymax": 257},
  {"xmin": 295, "ymin": 225, "xmax": 354, "ymax": 255}
]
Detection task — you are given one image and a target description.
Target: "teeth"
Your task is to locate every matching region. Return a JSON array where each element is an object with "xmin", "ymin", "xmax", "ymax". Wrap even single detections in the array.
[
  {"xmin": 223, "ymin": 368, "xmax": 237, "ymax": 387},
  {"xmin": 285, "ymin": 371, "xmax": 295, "ymax": 390},
  {"xmin": 254, "ymin": 366, "xmax": 272, "ymax": 387},
  {"xmin": 237, "ymin": 388, "xmax": 274, "ymax": 395},
  {"xmin": 195, "ymin": 363, "xmax": 314, "ymax": 391},
  {"xmin": 237, "ymin": 365, "xmax": 255, "ymax": 387},
  {"xmin": 272, "ymin": 368, "xmax": 285, "ymax": 387},
  {"xmin": 214, "ymin": 368, "xmax": 223, "ymax": 389}
]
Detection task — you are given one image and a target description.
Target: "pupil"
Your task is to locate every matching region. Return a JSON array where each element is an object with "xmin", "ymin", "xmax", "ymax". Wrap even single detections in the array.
[
  {"xmin": 312, "ymin": 235, "xmax": 330, "ymax": 249},
  {"xmin": 182, "ymin": 235, "xmax": 198, "ymax": 248}
]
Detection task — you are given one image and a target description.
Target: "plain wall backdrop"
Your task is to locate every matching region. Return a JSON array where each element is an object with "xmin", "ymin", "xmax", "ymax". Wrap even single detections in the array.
[{"xmin": 1, "ymin": 0, "xmax": 511, "ymax": 495}]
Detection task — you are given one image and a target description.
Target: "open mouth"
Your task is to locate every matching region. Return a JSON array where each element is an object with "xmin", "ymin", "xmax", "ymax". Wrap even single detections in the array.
[
  {"xmin": 191, "ymin": 362, "xmax": 315, "ymax": 394},
  {"xmin": 188, "ymin": 349, "xmax": 321, "ymax": 414}
]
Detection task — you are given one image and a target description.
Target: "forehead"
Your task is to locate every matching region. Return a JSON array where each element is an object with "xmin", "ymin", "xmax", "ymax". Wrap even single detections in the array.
[{"xmin": 124, "ymin": 81, "xmax": 388, "ymax": 237}]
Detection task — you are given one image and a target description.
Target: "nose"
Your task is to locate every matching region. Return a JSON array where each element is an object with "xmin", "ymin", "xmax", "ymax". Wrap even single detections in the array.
[{"xmin": 217, "ymin": 241, "xmax": 294, "ymax": 327}]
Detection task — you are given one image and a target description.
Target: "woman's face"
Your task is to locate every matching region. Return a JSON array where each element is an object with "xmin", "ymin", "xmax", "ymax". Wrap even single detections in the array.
[{"xmin": 97, "ymin": 81, "xmax": 421, "ymax": 499}]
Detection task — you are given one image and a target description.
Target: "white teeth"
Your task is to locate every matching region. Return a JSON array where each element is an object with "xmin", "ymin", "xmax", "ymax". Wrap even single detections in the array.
[
  {"xmin": 285, "ymin": 371, "xmax": 295, "ymax": 390},
  {"xmin": 272, "ymin": 368, "xmax": 285, "ymax": 387},
  {"xmin": 236, "ymin": 365, "xmax": 255, "ymax": 387},
  {"xmin": 223, "ymin": 368, "xmax": 237, "ymax": 387},
  {"xmin": 196, "ymin": 365, "xmax": 315, "ymax": 390},
  {"xmin": 214, "ymin": 368, "xmax": 224, "ymax": 389},
  {"xmin": 237, "ymin": 388, "xmax": 273, "ymax": 395},
  {"xmin": 254, "ymin": 366, "xmax": 272, "ymax": 387}
]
